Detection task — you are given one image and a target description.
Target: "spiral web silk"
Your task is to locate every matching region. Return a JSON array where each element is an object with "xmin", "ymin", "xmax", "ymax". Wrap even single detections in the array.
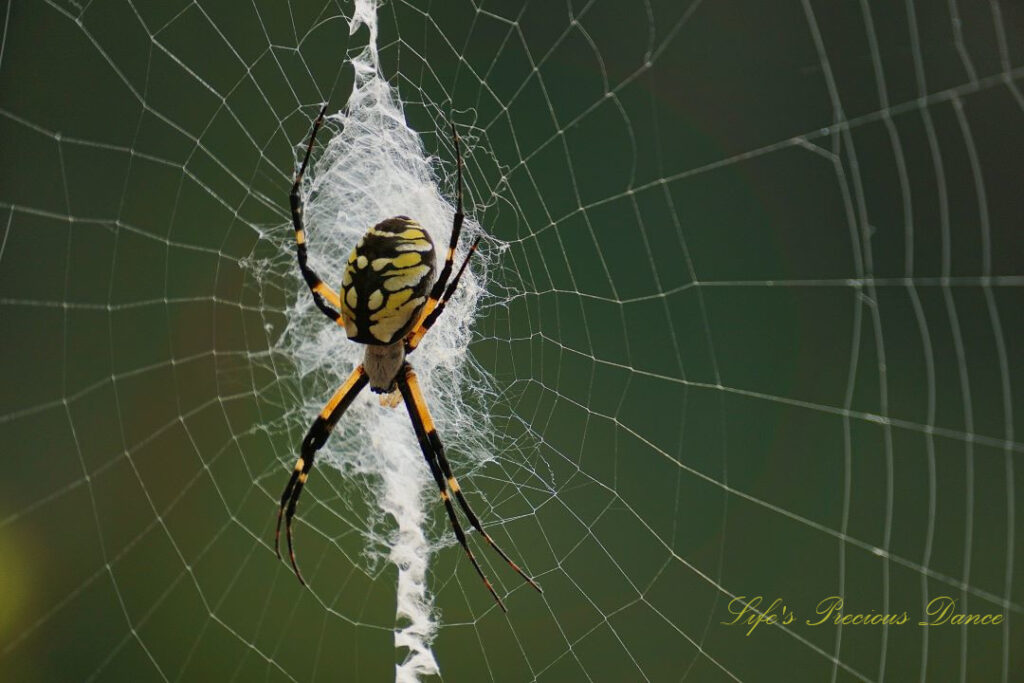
[{"xmin": 0, "ymin": 0, "xmax": 1022, "ymax": 682}]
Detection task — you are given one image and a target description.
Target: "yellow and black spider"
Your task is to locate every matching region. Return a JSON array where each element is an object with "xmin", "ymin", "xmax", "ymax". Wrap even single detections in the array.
[{"xmin": 274, "ymin": 106, "xmax": 541, "ymax": 611}]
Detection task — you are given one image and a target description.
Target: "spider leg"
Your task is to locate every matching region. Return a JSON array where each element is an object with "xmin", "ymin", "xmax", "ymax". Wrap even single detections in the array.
[
  {"xmin": 427, "ymin": 427, "xmax": 543, "ymax": 594},
  {"xmin": 396, "ymin": 365, "xmax": 504, "ymax": 611},
  {"xmin": 404, "ymin": 235, "xmax": 481, "ymax": 353},
  {"xmin": 404, "ymin": 123, "xmax": 470, "ymax": 351},
  {"xmin": 290, "ymin": 104, "xmax": 346, "ymax": 325},
  {"xmin": 398, "ymin": 365, "xmax": 541, "ymax": 609},
  {"xmin": 429, "ymin": 122, "xmax": 465, "ymax": 301},
  {"xmin": 275, "ymin": 365, "xmax": 369, "ymax": 585}
]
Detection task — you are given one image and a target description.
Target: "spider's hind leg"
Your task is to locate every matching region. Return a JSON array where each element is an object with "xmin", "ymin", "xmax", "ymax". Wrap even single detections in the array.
[
  {"xmin": 275, "ymin": 365, "xmax": 369, "ymax": 585},
  {"xmin": 397, "ymin": 364, "xmax": 541, "ymax": 610},
  {"xmin": 428, "ymin": 431, "xmax": 542, "ymax": 594}
]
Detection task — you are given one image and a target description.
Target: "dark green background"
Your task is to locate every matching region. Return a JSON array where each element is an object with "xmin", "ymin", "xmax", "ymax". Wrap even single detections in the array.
[{"xmin": 1, "ymin": 0, "xmax": 1022, "ymax": 681}]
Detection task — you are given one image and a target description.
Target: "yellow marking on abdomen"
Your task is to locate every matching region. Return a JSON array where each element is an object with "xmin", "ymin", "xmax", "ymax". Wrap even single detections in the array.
[
  {"xmin": 391, "ymin": 252, "xmax": 422, "ymax": 268},
  {"xmin": 447, "ymin": 477, "xmax": 460, "ymax": 493},
  {"xmin": 370, "ymin": 249, "xmax": 424, "ymax": 270},
  {"xmin": 440, "ymin": 490, "xmax": 450, "ymax": 501},
  {"xmin": 295, "ymin": 229, "xmax": 306, "ymax": 244},
  {"xmin": 384, "ymin": 265, "xmax": 431, "ymax": 291},
  {"xmin": 396, "ymin": 239, "xmax": 433, "ymax": 253},
  {"xmin": 371, "ymin": 288, "xmax": 413, "ymax": 320},
  {"xmin": 298, "ymin": 473, "xmax": 309, "ymax": 484},
  {"xmin": 369, "ymin": 296, "xmax": 425, "ymax": 342},
  {"xmin": 294, "ymin": 458, "xmax": 305, "ymax": 472}
]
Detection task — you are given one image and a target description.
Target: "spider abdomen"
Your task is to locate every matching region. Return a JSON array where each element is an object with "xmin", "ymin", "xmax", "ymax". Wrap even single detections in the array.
[{"xmin": 339, "ymin": 216, "xmax": 436, "ymax": 345}]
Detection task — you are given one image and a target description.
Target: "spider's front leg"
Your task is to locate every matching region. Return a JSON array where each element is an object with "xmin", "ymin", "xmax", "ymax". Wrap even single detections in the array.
[
  {"xmin": 404, "ymin": 235, "xmax": 480, "ymax": 353},
  {"xmin": 405, "ymin": 122, "xmax": 481, "ymax": 354},
  {"xmin": 290, "ymin": 104, "xmax": 346, "ymax": 326},
  {"xmin": 275, "ymin": 365, "xmax": 369, "ymax": 585}
]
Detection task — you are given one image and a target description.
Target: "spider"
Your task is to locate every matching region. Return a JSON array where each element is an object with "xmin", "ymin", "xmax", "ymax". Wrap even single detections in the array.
[{"xmin": 274, "ymin": 105, "xmax": 541, "ymax": 611}]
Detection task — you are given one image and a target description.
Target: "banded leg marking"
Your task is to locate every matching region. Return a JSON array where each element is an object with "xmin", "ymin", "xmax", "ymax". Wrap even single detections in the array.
[
  {"xmin": 428, "ymin": 427, "xmax": 542, "ymax": 594},
  {"xmin": 275, "ymin": 365, "xmax": 369, "ymax": 585},
  {"xmin": 405, "ymin": 236, "xmax": 480, "ymax": 352},
  {"xmin": 405, "ymin": 122, "xmax": 471, "ymax": 352},
  {"xmin": 399, "ymin": 365, "xmax": 541, "ymax": 609},
  {"xmin": 428, "ymin": 122, "xmax": 465, "ymax": 303},
  {"xmin": 290, "ymin": 104, "xmax": 345, "ymax": 325},
  {"xmin": 396, "ymin": 365, "xmax": 505, "ymax": 611}
]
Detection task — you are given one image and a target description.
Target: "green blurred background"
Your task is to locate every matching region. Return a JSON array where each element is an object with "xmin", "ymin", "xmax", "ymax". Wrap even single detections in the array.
[{"xmin": 1, "ymin": 0, "xmax": 1022, "ymax": 681}]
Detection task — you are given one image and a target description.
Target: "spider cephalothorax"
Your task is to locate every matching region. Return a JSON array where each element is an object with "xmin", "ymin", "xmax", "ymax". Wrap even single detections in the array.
[{"xmin": 275, "ymin": 106, "xmax": 541, "ymax": 611}]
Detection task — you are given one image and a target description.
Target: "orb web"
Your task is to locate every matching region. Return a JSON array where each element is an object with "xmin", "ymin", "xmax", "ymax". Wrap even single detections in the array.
[{"xmin": 0, "ymin": 0, "xmax": 1022, "ymax": 681}]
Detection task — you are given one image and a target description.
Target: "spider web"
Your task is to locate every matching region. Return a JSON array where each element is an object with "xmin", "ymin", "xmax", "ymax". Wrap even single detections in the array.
[{"xmin": 1, "ymin": 0, "xmax": 1022, "ymax": 681}]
